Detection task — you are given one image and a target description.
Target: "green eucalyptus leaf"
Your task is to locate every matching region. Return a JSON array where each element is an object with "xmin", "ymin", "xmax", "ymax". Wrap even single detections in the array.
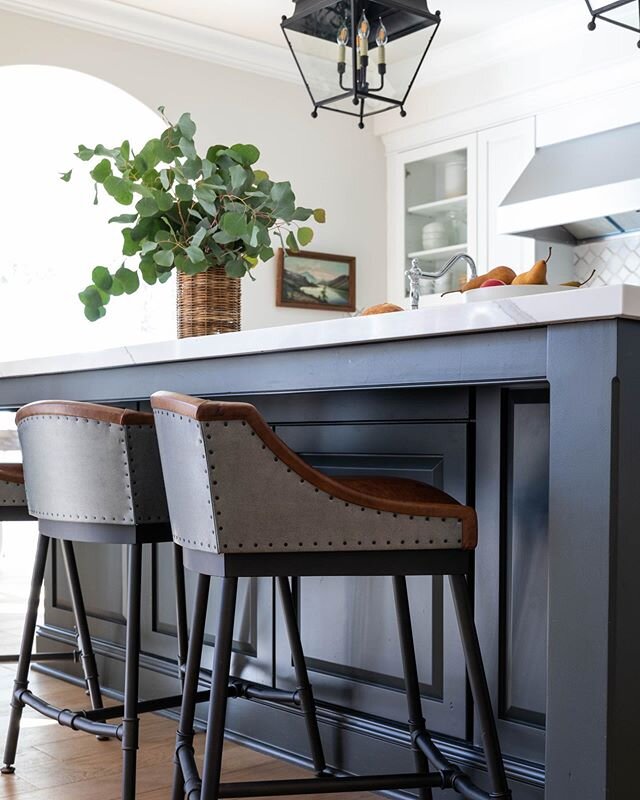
[
  {"xmin": 115, "ymin": 266, "xmax": 140, "ymax": 294},
  {"xmin": 140, "ymin": 260, "xmax": 158, "ymax": 285},
  {"xmin": 230, "ymin": 143, "xmax": 260, "ymax": 165},
  {"xmin": 78, "ymin": 285, "xmax": 103, "ymax": 308},
  {"xmin": 229, "ymin": 164, "xmax": 250, "ymax": 192},
  {"xmin": 259, "ymin": 246, "xmax": 275, "ymax": 262},
  {"xmin": 185, "ymin": 244, "xmax": 205, "ymax": 264},
  {"xmin": 182, "ymin": 157, "xmax": 202, "ymax": 180},
  {"xmin": 84, "ymin": 305, "xmax": 106, "ymax": 322},
  {"xmin": 225, "ymin": 259, "xmax": 247, "ymax": 278},
  {"xmin": 177, "ymin": 112, "xmax": 196, "ymax": 140},
  {"xmin": 108, "ymin": 213, "xmax": 138, "ymax": 224},
  {"xmin": 212, "ymin": 230, "xmax": 237, "ymax": 245},
  {"xmin": 136, "ymin": 196, "xmax": 159, "ymax": 217},
  {"xmin": 253, "ymin": 169, "xmax": 269, "ymax": 183},
  {"xmin": 104, "ymin": 175, "xmax": 133, "ymax": 205},
  {"xmin": 153, "ymin": 249, "xmax": 174, "ymax": 267},
  {"xmin": 179, "ymin": 136, "xmax": 197, "ymax": 160},
  {"xmin": 158, "ymin": 270, "xmax": 173, "ymax": 283},
  {"xmin": 140, "ymin": 240, "xmax": 158, "ymax": 255},
  {"xmin": 175, "ymin": 183, "xmax": 194, "ymax": 202},
  {"xmin": 91, "ymin": 266, "xmax": 112, "ymax": 291},
  {"xmin": 313, "ymin": 208, "xmax": 326, "ymax": 223},
  {"xmin": 75, "ymin": 144, "xmax": 95, "ymax": 162},
  {"xmin": 122, "ymin": 228, "xmax": 140, "ymax": 257},
  {"xmin": 191, "ymin": 226, "xmax": 207, "ymax": 248},
  {"xmin": 201, "ymin": 159, "xmax": 215, "ymax": 179},
  {"xmin": 286, "ymin": 230, "xmax": 300, "ymax": 252},
  {"xmin": 220, "ymin": 212, "xmax": 247, "ymax": 238},
  {"xmin": 292, "ymin": 207, "xmax": 313, "ymax": 222},
  {"xmin": 297, "ymin": 226, "xmax": 314, "ymax": 246},
  {"xmin": 155, "ymin": 191, "xmax": 173, "ymax": 212},
  {"xmin": 90, "ymin": 158, "xmax": 112, "ymax": 184},
  {"xmin": 109, "ymin": 277, "xmax": 125, "ymax": 296},
  {"xmin": 120, "ymin": 140, "xmax": 131, "ymax": 161},
  {"xmin": 60, "ymin": 170, "xmax": 73, "ymax": 182}
]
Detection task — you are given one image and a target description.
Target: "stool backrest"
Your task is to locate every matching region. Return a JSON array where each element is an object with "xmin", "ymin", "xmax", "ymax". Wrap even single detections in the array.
[
  {"xmin": 151, "ymin": 392, "xmax": 471, "ymax": 555},
  {"xmin": 16, "ymin": 401, "xmax": 168, "ymax": 525}
]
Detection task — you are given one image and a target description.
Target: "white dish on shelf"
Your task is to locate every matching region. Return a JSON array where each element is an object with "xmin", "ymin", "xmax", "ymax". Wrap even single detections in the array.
[{"xmin": 463, "ymin": 284, "xmax": 577, "ymax": 303}]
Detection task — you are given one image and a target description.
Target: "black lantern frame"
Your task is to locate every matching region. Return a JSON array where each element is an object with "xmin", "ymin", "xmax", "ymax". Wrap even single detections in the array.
[
  {"xmin": 281, "ymin": 0, "xmax": 441, "ymax": 128},
  {"xmin": 584, "ymin": 0, "xmax": 640, "ymax": 46}
]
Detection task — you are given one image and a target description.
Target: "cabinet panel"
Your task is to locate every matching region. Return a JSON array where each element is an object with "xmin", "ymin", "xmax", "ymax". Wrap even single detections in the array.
[
  {"xmin": 475, "ymin": 388, "xmax": 548, "ymax": 766},
  {"xmin": 477, "ymin": 119, "xmax": 536, "ymax": 275},
  {"xmin": 275, "ymin": 421, "xmax": 469, "ymax": 739}
]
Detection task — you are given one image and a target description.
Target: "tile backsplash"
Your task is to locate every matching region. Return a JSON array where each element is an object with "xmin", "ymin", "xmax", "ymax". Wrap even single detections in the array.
[{"xmin": 574, "ymin": 234, "xmax": 640, "ymax": 286}]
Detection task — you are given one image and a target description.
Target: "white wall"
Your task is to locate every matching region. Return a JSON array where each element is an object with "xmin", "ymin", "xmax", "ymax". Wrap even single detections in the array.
[{"xmin": 0, "ymin": 9, "xmax": 387, "ymax": 334}]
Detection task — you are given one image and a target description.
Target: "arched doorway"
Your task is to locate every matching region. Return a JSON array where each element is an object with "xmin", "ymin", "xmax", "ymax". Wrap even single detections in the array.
[{"xmin": 0, "ymin": 65, "xmax": 175, "ymax": 361}]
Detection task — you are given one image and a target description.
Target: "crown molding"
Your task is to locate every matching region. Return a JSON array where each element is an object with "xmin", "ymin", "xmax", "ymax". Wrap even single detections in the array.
[{"xmin": 0, "ymin": 0, "xmax": 299, "ymax": 84}]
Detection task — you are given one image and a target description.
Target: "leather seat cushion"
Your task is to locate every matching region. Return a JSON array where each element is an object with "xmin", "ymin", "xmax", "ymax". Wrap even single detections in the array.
[
  {"xmin": 336, "ymin": 476, "xmax": 460, "ymax": 507},
  {"xmin": 0, "ymin": 463, "xmax": 24, "ymax": 485}
]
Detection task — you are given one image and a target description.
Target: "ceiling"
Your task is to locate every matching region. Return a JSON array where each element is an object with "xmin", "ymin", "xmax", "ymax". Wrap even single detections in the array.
[{"xmin": 110, "ymin": 0, "xmax": 566, "ymax": 49}]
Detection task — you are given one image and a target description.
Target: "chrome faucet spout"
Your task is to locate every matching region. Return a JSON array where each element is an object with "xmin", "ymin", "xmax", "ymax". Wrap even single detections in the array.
[{"xmin": 405, "ymin": 253, "xmax": 477, "ymax": 311}]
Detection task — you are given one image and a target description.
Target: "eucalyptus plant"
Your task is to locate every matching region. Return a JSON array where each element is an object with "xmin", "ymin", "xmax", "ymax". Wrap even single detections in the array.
[{"xmin": 62, "ymin": 108, "xmax": 325, "ymax": 320}]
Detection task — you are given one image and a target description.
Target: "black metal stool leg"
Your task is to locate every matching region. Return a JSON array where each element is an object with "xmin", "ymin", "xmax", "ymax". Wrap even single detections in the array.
[
  {"xmin": 449, "ymin": 574, "xmax": 510, "ymax": 799},
  {"xmin": 200, "ymin": 577, "xmax": 238, "ymax": 800},
  {"xmin": 60, "ymin": 541, "xmax": 106, "ymax": 733},
  {"xmin": 277, "ymin": 576, "xmax": 327, "ymax": 776},
  {"xmin": 121, "ymin": 544, "xmax": 142, "ymax": 800},
  {"xmin": 2, "ymin": 534, "xmax": 49, "ymax": 774},
  {"xmin": 173, "ymin": 544, "xmax": 189, "ymax": 688},
  {"xmin": 172, "ymin": 572, "xmax": 211, "ymax": 800},
  {"xmin": 392, "ymin": 576, "xmax": 434, "ymax": 800}
]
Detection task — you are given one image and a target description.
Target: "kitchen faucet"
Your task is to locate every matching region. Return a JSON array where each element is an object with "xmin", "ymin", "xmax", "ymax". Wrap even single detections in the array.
[{"xmin": 406, "ymin": 254, "xmax": 478, "ymax": 310}]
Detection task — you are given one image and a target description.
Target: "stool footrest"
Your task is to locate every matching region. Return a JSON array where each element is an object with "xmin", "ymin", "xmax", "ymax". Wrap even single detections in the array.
[
  {"xmin": 228, "ymin": 680, "xmax": 299, "ymax": 706},
  {"xmin": 218, "ymin": 773, "xmax": 443, "ymax": 798},
  {"xmin": 16, "ymin": 689, "xmax": 120, "ymax": 740},
  {"xmin": 84, "ymin": 690, "xmax": 209, "ymax": 722},
  {"xmin": 177, "ymin": 737, "xmax": 499, "ymax": 800},
  {"xmin": 0, "ymin": 651, "xmax": 79, "ymax": 664}
]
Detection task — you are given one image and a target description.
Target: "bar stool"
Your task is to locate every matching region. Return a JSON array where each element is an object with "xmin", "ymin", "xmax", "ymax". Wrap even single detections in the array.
[
  {"xmin": 151, "ymin": 391, "xmax": 512, "ymax": 800},
  {"xmin": 0, "ymin": 465, "xmax": 91, "ymax": 672},
  {"xmin": 1, "ymin": 401, "xmax": 190, "ymax": 800}
]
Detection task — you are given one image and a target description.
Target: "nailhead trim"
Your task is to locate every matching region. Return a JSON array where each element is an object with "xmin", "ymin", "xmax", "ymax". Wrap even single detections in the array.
[{"xmin": 17, "ymin": 415, "xmax": 166, "ymax": 524}]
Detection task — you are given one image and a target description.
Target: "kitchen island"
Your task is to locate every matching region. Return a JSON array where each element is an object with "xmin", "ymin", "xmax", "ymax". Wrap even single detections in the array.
[{"xmin": 2, "ymin": 284, "xmax": 640, "ymax": 800}]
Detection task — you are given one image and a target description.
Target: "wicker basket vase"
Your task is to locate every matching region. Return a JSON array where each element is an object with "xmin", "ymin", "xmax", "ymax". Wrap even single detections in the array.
[{"xmin": 177, "ymin": 267, "xmax": 241, "ymax": 338}]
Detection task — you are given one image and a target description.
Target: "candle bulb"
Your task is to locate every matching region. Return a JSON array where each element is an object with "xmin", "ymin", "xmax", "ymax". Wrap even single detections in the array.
[
  {"xmin": 336, "ymin": 22, "xmax": 349, "ymax": 65},
  {"xmin": 376, "ymin": 19, "xmax": 388, "ymax": 72},
  {"xmin": 358, "ymin": 11, "xmax": 370, "ymax": 59}
]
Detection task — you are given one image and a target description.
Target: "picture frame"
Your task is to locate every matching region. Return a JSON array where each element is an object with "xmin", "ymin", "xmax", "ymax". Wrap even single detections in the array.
[{"xmin": 276, "ymin": 249, "xmax": 356, "ymax": 312}]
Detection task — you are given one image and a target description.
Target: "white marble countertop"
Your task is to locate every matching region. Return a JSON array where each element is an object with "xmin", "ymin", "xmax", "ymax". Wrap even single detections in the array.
[{"xmin": 2, "ymin": 284, "xmax": 640, "ymax": 379}]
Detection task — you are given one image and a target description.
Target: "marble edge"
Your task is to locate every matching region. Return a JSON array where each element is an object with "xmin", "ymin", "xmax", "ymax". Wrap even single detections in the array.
[{"xmin": 0, "ymin": 284, "xmax": 637, "ymax": 380}]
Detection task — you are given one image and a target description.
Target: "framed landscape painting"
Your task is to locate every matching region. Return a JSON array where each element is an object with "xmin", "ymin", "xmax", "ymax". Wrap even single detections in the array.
[{"xmin": 276, "ymin": 249, "xmax": 356, "ymax": 312}]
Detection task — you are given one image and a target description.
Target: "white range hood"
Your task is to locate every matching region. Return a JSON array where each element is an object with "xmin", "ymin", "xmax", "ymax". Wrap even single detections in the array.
[{"xmin": 497, "ymin": 123, "xmax": 640, "ymax": 245}]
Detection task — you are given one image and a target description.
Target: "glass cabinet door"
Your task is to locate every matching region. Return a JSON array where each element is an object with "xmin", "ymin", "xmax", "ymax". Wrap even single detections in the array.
[
  {"xmin": 405, "ymin": 147, "xmax": 470, "ymax": 295},
  {"xmin": 387, "ymin": 134, "xmax": 477, "ymax": 306}
]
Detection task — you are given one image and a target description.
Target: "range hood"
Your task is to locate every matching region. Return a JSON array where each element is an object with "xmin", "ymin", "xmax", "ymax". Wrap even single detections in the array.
[{"xmin": 497, "ymin": 123, "xmax": 640, "ymax": 245}]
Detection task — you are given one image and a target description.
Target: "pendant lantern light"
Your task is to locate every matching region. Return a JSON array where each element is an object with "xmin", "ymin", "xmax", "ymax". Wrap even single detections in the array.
[{"xmin": 281, "ymin": 1, "xmax": 441, "ymax": 129}]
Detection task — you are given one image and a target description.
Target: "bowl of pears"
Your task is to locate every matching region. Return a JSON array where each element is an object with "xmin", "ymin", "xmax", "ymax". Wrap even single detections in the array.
[{"xmin": 450, "ymin": 249, "xmax": 596, "ymax": 303}]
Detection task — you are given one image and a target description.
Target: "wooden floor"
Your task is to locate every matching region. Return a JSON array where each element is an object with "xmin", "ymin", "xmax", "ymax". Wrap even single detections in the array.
[{"xmin": 0, "ymin": 530, "xmax": 375, "ymax": 800}]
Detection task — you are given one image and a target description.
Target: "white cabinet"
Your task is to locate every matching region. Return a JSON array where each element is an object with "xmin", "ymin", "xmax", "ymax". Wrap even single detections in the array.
[
  {"xmin": 386, "ymin": 118, "xmax": 536, "ymax": 306},
  {"xmin": 387, "ymin": 133, "xmax": 477, "ymax": 307},
  {"xmin": 477, "ymin": 118, "xmax": 536, "ymax": 275}
]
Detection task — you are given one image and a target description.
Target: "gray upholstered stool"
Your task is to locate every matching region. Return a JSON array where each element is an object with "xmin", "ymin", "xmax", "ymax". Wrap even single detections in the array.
[
  {"xmin": 0, "ymin": 465, "xmax": 97, "ymax": 671},
  {"xmin": 151, "ymin": 391, "xmax": 511, "ymax": 800},
  {"xmin": 1, "ymin": 401, "xmax": 190, "ymax": 800},
  {"xmin": 0, "ymin": 464, "xmax": 28, "ymax": 520}
]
